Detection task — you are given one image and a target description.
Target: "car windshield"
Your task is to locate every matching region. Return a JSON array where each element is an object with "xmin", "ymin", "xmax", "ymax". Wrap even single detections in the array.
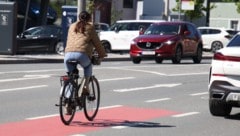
[
  {"xmin": 23, "ymin": 27, "xmax": 43, "ymax": 36},
  {"xmin": 144, "ymin": 24, "xmax": 180, "ymax": 35},
  {"xmin": 227, "ymin": 35, "xmax": 240, "ymax": 47}
]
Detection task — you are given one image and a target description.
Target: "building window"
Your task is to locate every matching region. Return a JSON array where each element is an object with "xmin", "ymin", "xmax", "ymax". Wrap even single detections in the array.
[
  {"xmin": 123, "ymin": 0, "xmax": 133, "ymax": 8},
  {"xmin": 230, "ymin": 20, "xmax": 238, "ymax": 30}
]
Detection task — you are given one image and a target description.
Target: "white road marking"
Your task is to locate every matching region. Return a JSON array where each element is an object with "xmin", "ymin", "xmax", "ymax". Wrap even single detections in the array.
[
  {"xmin": 26, "ymin": 114, "xmax": 58, "ymax": 120},
  {"xmin": 113, "ymin": 83, "xmax": 181, "ymax": 92},
  {"xmin": 0, "ymin": 69, "xmax": 64, "ymax": 74},
  {"xmin": 168, "ymin": 72, "xmax": 208, "ymax": 76},
  {"xmin": 99, "ymin": 105, "xmax": 123, "ymax": 110},
  {"xmin": 112, "ymin": 126, "xmax": 128, "ymax": 129},
  {"xmin": 190, "ymin": 92, "xmax": 208, "ymax": 96},
  {"xmin": 70, "ymin": 135, "xmax": 86, "ymax": 136},
  {"xmin": 172, "ymin": 112, "xmax": 200, "ymax": 118},
  {"xmin": 145, "ymin": 98, "xmax": 171, "ymax": 103},
  {"xmin": 0, "ymin": 75, "xmax": 50, "ymax": 83},
  {"xmin": 99, "ymin": 77, "xmax": 135, "ymax": 82},
  {"xmin": 26, "ymin": 105, "xmax": 123, "ymax": 120},
  {"xmin": 0, "ymin": 85, "xmax": 48, "ymax": 92},
  {"xmin": 107, "ymin": 67, "xmax": 166, "ymax": 76}
]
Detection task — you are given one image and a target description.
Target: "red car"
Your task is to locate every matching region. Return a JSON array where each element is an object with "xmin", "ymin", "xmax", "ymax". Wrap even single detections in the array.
[{"xmin": 130, "ymin": 21, "xmax": 203, "ymax": 64}]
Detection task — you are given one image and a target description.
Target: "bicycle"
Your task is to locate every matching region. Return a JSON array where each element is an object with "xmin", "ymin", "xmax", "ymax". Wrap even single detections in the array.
[{"xmin": 57, "ymin": 57, "xmax": 100, "ymax": 125}]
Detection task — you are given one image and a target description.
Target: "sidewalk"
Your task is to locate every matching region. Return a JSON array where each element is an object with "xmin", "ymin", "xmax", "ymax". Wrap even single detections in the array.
[{"xmin": 0, "ymin": 52, "xmax": 213, "ymax": 64}]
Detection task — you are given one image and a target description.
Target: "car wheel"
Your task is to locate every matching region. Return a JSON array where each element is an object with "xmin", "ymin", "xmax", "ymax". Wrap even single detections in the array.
[
  {"xmin": 172, "ymin": 46, "xmax": 182, "ymax": 64},
  {"xmin": 155, "ymin": 57, "xmax": 163, "ymax": 64},
  {"xmin": 209, "ymin": 99, "xmax": 232, "ymax": 116},
  {"xmin": 102, "ymin": 41, "xmax": 111, "ymax": 53},
  {"xmin": 192, "ymin": 46, "xmax": 202, "ymax": 63},
  {"xmin": 211, "ymin": 41, "xmax": 223, "ymax": 53},
  {"xmin": 55, "ymin": 42, "xmax": 64, "ymax": 55},
  {"xmin": 132, "ymin": 57, "xmax": 141, "ymax": 64}
]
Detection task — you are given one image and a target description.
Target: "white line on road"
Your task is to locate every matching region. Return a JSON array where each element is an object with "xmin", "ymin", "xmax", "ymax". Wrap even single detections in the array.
[
  {"xmin": 112, "ymin": 126, "xmax": 128, "ymax": 129},
  {"xmin": 190, "ymin": 92, "xmax": 208, "ymax": 96},
  {"xmin": 107, "ymin": 67, "xmax": 167, "ymax": 76},
  {"xmin": 168, "ymin": 72, "xmax": 208, "ymax": 76},
  {"xmin": 99, "ymin": 105, "xmax": 123, "ymax": 110},
  {"xmin": 98, "ymin": 77, "xmax": 135, "ymax": 82},
  {"xmin": 113, "ymin": 83, "xmax": 181, "ymax": 92},
  {"xmin": 26, "ymin": 105, "xmax": 123, "ymax": 120},
  {"xmin": 0, "ymin": 75, "xmax": 51, "ymax": 83},
  {"xmin": 0, "ymin": 69, "xmax": 64, "ymax": 74},
  {"xmin": 0, "ymin": 85, "xmax": 48, "ymax": 92},
  {"xmin": 26, "ymin": 114, "xmax": 58, "ymax": 120},
  {"xmin": 145, "ymin": 98, "xmax": 171, "ymax": 103},
  {"xmin": 172, "ymin": 112, "xmax": 200, "ymax": 118}
]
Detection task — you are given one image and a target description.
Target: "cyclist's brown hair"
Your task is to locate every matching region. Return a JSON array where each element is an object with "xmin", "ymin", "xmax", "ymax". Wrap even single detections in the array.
[{"xmin": 74, "ymin": 11, "xmax": 91, "ymax": 34}]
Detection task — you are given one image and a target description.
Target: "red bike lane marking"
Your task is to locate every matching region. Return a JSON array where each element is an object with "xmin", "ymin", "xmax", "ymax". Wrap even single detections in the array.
[{"xmin": 0, "ymin": 106, "xmax": 178, "ymax": 136}]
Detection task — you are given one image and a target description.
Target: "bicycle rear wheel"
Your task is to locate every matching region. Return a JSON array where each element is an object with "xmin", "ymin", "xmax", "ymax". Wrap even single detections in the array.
[
  {"xmin": 83, "ymin": 76, "xmax": 100, "ymax": 121},
  {"xmin": 59, "ymin": 81, "xmax": 76, "ymax": 125}
]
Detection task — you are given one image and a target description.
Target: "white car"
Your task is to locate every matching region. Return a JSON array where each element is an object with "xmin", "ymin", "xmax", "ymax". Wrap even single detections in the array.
[
  {"xmin": 99, "ymin": 20, "xmax": 163, "ymax": 53},
  {"xmin": 208, "ymin": 33, "xmax": 240, "ymax": 116},
  {"xmin": 198, "ymin": 27, "xmax": 238, "ymax": 52}
]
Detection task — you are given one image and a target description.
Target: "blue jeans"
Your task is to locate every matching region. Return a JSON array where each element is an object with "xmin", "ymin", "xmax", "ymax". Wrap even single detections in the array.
[{"xmin": 64, "ymin": 52, "xmax": 92, "ymax": 77}]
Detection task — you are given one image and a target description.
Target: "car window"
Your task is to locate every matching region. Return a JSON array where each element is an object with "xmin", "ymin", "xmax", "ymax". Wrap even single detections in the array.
[
  {"xmin": 226, "ymin": 30, "xmax": 239, "ymax": 35},
  {"xmin": 209, "ymin": 29, "xmax": 221, "ymax": 34},
  {"xmin": 227, "ymin": 35, "xmax": 240, "ymax": 47},
  {"xmin": 109, "ymin": 22, "xmax": 155, "ymax": 31},
  {"xmin": 23, "ymin": 27, "xmax": 43, "ymax": 36},
  {"xmin": 198, "ymin": 29, "xmax": 208, "ymax": 34},
  {"xmin": 45, "ymin": 27, "xmax": 60, "ymax": 35},
  {"xmin": 186, "ymin": 24, "xmax": 196, "ymax": 37},
  {"xmin": 109, "ymin": 23, "xmax": 128, "ymax": 31},
  {"xmin": 145, "ymin": 24, "xmax": 180, "ymax": 35}
]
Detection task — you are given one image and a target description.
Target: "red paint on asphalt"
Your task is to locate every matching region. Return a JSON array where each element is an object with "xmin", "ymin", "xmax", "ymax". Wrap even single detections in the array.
[{"xmin": 0, "ymin": 106, "xmax": 178, "ymax": 136}]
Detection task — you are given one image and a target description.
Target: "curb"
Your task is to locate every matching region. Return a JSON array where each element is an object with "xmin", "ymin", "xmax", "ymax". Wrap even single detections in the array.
[{"xmin": 0, "ymin": 54, "xmax": 213, "ymax": 64}]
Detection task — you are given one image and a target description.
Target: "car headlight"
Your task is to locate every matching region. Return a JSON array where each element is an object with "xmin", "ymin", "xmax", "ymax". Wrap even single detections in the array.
[
  {"xmin": 131, "ymin": 40, "xmax": 137, "ymax": 45},
  {"xmin": 163, "ymin": 40, "xmax": 175, "ymax": 45}
]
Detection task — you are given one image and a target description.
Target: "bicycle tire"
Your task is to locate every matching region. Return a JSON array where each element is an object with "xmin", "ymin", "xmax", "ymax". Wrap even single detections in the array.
[
  {"xmin": 59, "ymin": 81, "xmax": 76, "ymax": 125},
  {"xmin": 83, "ymin": 76, "xmax": 100, "ymax": 121}
]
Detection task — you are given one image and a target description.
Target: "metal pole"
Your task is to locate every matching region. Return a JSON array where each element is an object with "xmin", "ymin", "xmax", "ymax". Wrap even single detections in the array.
[
  {"xmin": 206, "ymin": 0, "xmax": 210, "ymax": 26},
  {"xmin": 23, "ymin": 0, "xmax": 30, "ymax": 32},
  {"xmin": 178, "ymin": 0, "xmax": 181, "ymax": 21},
  {"xmin": 77, "ymin": 0, "xmax": 86, "ymax": 20}
]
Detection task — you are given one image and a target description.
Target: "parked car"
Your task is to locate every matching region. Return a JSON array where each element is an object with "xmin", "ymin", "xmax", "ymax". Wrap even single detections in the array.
[
  {"xmin": 208, "ymin": 33, "xmax": 240, "ymax": 116},
  {"xmin": 99, "ymin": 20, "xmax": 163, "ymax": 53},
  {"xmin": 16, "ymin": 25, "xmax": 64, "ymax": 55},
  {"xmin": 129, "ymin": 21, "xmax": 203, "ymax": 64},
  {"xmin": 197, "ymin": 27, "xmax": 238, "ymax": 52},
  {"xmin": 94, "ymin": 23, "xmax": 110, "ymax": 33}
]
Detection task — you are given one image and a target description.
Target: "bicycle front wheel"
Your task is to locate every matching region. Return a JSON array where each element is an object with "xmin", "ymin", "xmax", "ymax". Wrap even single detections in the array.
[
  {"xmin": 59, "ymin": 81, "xmax": 76, "ymax": 125},
  {"xmin": 83, "ymin": 76, "xmax": 100, "ymax": 121}
]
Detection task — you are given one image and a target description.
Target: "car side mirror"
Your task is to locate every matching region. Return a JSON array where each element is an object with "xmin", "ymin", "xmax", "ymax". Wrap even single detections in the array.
[
  {"xmin": 114, "ymin": 27, "xmax": 119, "ymax": 33},
  {"xmin": 139, "ymin": 28, "xmax": 145, "ymax": 35}
]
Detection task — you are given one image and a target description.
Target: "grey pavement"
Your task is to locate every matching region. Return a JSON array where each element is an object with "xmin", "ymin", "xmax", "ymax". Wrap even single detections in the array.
[{"xmin": 0, "ymin": 52, "xmax": 213, "ymax": 64}]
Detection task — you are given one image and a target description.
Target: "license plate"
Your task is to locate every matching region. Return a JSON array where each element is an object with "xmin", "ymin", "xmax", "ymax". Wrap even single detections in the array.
[{"xmin": 142, "ymin": 51, "xmax": 155, "ymax": 55}]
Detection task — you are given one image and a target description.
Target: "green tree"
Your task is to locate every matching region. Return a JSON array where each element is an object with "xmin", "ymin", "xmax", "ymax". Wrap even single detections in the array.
[{"xmin": 172, "ymin": 0, "xmax": 216, "ymax": 21}]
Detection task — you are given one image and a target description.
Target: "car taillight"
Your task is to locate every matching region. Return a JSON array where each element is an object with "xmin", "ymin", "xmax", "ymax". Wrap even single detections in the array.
[
  {"xmin": 213, "ymin": 52, "xmax": 240, "ymax": 62},
  {"xmin": 61, "ymin": 75, "xmax": 69, "ymax": 81}
]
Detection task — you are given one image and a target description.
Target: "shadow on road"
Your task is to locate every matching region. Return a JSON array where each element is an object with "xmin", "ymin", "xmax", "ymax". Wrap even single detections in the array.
[
  {"xmin": 71, "ymin": 119, "xmax": 175, "ymax": 128},
  {"xmin": 225, "ymin": 113, "xmax": 240, "ymax": 120}
]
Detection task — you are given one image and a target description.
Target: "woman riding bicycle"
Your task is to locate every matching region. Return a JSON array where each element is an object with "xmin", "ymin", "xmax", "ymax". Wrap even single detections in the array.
[{"xmin": 64, "ymin": 11, "xmax": 106, "ymax": 94}]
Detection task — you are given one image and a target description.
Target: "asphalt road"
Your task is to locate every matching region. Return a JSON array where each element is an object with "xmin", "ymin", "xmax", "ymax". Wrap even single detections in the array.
[{"xmin": 0, "ymin": 59, "xmax": 240, "ymax": 136}]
